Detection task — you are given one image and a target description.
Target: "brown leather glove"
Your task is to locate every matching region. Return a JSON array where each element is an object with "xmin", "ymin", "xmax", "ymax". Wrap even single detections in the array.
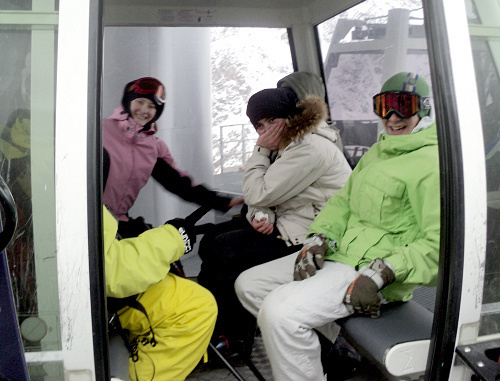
[
  {"xmin": 344, "ymin": 259, "xmax": 395, "ymax": 318},
  {"xmin": 293, "ymin": 234, "xmax": 328, "ymax": 281}
]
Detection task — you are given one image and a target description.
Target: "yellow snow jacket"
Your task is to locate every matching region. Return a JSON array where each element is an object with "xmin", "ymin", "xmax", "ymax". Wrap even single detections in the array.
[{"xmin": 103, "ymin": 206, "xmax": 185, "ymax": 298}]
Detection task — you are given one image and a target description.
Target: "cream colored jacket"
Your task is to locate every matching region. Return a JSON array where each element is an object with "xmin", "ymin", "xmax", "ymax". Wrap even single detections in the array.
[{"xmin": 243, "ymin": 96, "xmax": 352, "ymax": 246}]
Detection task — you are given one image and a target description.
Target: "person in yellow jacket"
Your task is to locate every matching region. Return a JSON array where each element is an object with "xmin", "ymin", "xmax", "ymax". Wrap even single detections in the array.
[{"xmin": 103, "ymin": 205, "xmax": 217, "ymax": 380}]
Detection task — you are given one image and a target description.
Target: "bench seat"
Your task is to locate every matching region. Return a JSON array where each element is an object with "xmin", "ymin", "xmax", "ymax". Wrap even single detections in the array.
[{"xmin": 338, "ymin": 300, "xmax": 433, "ymax": 380}]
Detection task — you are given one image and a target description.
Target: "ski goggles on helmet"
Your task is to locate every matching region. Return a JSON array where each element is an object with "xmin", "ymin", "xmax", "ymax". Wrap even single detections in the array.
[
  {"xmin": 129, "ymin": 77, "xmax": 166, "ymax": 105},
  {"xmin": 373, "ymin": 91, "xmax": 430, "ymax": 119}
]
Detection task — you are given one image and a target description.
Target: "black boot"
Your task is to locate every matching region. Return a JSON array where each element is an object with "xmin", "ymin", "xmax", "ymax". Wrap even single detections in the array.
[{"xmin": 321, "ymin": 335, "xmax": 361, "ymax": 380}]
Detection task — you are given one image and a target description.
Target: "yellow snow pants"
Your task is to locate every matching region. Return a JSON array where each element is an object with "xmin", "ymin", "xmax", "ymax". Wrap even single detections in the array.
[{"xmin": 118, "ymin": 273, "xmax": 217, "ymax": 380}]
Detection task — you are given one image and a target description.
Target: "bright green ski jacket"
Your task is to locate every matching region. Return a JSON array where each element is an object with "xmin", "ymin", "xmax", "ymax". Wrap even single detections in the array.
[{"xmin": 309, "ymin": 124, "xmax": 440, "ymax": 302}]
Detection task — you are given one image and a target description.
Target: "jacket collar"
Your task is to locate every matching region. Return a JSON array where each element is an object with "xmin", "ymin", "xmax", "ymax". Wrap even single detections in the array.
[
  {"xmin": 378, "ymin": 122, "xmax": 438, "ymax": 156},
  {"xmin": 279, "ymin": 95, "xmax": 328, "ymax": 150},
  {"xmin": 109, "ymin": 107, "xmax": 158, "ymax": 135}
]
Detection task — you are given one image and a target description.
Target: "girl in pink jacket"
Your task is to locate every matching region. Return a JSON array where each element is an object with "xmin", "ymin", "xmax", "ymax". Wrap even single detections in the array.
[{"xmin": 103, "ymin": 77, "xmax": 242, "ymax": 238}]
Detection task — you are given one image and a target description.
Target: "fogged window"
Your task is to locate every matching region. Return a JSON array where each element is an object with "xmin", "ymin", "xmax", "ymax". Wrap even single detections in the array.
[
  {"xmin": 316, "ymin": 0, "xmax": 430, "ymax": 167},
  {"xmin": 211, "ymin": 27, "xmax": 293, "ymax": 174},
  {"xmin": 0, "ymin": 1, "xmax": 60, "ymax": 360}
]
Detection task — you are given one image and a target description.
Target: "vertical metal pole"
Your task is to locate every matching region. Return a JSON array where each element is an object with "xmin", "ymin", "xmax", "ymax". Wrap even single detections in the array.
[{"xmin": 220, "ymin": 125, "xmax": 224, "ymax": 173}]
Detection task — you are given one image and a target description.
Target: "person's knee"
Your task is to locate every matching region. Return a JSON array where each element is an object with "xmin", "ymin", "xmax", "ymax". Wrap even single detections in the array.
[
  {"xmin": 234, "ymin": 269, "xmax": 252, "ymax": 304},
  {"xmin": 197, "ymin": 284, "xmax": 218, "ymax": 321},
  {"xmin": 257, "ymin": 290, "xmax": 290, "ymax": 331},
  {"xmin": 202, "ymin": 233, "xmax": 238, "ymax": 266}
]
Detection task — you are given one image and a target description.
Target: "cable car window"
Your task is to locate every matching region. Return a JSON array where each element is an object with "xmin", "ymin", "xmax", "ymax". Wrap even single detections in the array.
[
  {"xmin": 0, "ymin": 0, "xmax": 61, "ymax": 378},
  {"xmin": 210, "ymin": 27, "xmax": 293, "ymax": 175},
  {"xmin": 466, "ymin": 0, "xmax": 500, "ymax": 337},
  {"xmin": 316, "ymin": 0, "xmax": 431, "ymax": 167},
  {"xmin": 103, "ymin": 26, "xmax": 292, "ymax": 201}
]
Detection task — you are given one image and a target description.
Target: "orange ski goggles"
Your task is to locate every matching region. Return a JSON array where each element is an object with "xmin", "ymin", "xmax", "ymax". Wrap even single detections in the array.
[{"xmin": 373, "ymin": 91, "xmax": 430, "ymax": 119}]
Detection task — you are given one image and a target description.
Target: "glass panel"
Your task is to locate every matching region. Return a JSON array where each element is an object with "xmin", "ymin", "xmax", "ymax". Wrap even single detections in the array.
[
  {"xmin": 0, "ymin": 0, "xmax": 32, "ymax": 11},
  {"xmin": 466, "ymin": 0, "xmax": 500, "ymax": 337},
  {"xmin": 317, "ymin": 0, "xmax": 430, "ymax": 167},
  {"xmin": 0, "ymin": 1, "xmax": 61, "ymax": 376},
  {"xmin": 211, "ymin": 27, "xmax": 293, "ymax": 175},
  {"xmin": 0, "ymin": 28, "xmax": 37, "ymax": 339}
]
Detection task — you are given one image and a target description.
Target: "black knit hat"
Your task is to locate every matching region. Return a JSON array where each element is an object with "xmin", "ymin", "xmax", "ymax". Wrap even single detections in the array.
[
  {"xmin": 246, "ymin": 87, "xmax": 300, "ymax": 126},
  {"xmin": 121, "ymin": 77, "xmax": 166, "ymax": 128}
]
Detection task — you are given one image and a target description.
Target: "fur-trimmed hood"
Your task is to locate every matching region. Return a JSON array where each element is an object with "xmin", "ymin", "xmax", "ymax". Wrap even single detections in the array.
[{"xmin": 279, "ymin": 94, "xmax": 329, "ymax": 150}]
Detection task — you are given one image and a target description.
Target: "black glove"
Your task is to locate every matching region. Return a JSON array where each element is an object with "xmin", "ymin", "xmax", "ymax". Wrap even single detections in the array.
[
  {"xmin": 344, "ymin": 258, "xmax": 395, "ymax": 318},
  {"xmin": 166, "ymin": 218, "xmax": 196, "ymax": 254},
  {"xmin": 293, "ymin": 234, "xmax": 328, "ymax": 281}
]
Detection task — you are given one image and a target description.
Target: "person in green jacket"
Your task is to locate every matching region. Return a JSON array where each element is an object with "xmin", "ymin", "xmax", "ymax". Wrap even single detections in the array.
[
  {"xmin": 104, "ymin": 206, "xmax": 217, "ymax": 380},
  {"xmin": 235, "ymin": 72, "xmax": 440, "ymax": 380}
]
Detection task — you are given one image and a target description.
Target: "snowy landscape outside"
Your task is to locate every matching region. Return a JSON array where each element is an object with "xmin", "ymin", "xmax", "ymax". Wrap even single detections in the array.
[{"xmin": 211, "ymin": 0, "xmax": 429, "ymax": 174}]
